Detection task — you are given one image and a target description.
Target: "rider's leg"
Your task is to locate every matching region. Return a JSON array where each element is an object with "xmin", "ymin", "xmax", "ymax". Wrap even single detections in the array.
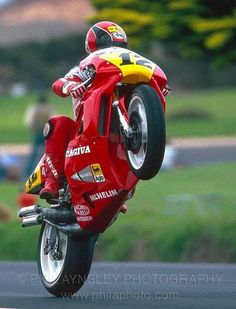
[{"xmin": 39, "ymin": 115, "xmax": 75, "ymax": 201}]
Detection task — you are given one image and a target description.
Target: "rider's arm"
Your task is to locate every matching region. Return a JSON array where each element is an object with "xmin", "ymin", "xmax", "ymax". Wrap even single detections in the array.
[{"xmin": 52, "ymin": 66, "xmax": 88, "ymax": 98}]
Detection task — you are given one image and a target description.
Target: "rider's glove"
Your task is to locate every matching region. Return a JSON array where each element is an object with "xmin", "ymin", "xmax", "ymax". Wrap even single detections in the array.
[
  {"xmin": 68, "ymin": 82, "xmax": 87, "ymax": 99},
  {"xmin": 162, "ymin": 85, "xmax": 171, "ymax": 97},
  {"xmin": 62, "ymin": 81, "xmax": 87, "ymax": 98}
]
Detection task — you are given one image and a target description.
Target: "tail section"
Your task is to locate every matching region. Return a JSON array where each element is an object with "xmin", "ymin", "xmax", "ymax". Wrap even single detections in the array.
[{"xmin": 25, "ymin": 155, "xmax": 46, "ymax": 194}]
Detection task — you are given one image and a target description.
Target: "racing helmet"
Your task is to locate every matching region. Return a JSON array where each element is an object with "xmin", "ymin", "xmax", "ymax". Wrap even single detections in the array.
[{"xmin": 85, "ymin": 21, "xmax": 128, "ymax": 54}]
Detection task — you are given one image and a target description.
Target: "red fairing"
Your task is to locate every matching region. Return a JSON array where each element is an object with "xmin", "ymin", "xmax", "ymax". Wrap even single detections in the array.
[
  {"xmin": 43, "ymin": 47, "xmax": 168, "ymax": 232},
  {"xmin": 63, "ymin": 54, "xmax": 137, "ymax": 232},
  {"xmin": 153, "ymin": 65, "xmax": 168, "ymax": 90},
  {"xmin": 148, "ymin": 66, "xmax": 168, "ymax": 111}
]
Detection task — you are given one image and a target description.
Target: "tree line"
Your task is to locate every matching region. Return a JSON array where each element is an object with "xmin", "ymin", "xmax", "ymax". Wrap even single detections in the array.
[
  {"xmin": 0, "ymin": 0, "xmax": 235, "ymax": 92},
  {"xmin": 90, "ymin": 0, "xmax": 236, "ymax": 67},
  {"xmin": 0, "ymin": 34, "xmax": 85, "ymax": 91}
]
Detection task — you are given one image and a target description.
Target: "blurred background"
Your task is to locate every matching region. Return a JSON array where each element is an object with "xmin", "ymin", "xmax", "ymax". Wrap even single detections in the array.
[{"xmin": 0, "ymin": 0, "xmax": 236, "ymax": 262}]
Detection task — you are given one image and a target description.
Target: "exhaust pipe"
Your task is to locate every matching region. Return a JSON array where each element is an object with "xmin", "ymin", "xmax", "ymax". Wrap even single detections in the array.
[
  {"xmin": 19, "ymin": 204, "xmax": 41, "ymax": 218},
  {"xmin": 19, "ymin": 205, "xmax": 96, "ymax": 237},
  {"xmin": 41, "ymin": 208, "xmax": 76, "ymax": 224},
  {"xmin": 22, "ymin": 214, "xmax": 44, "ymax": 227},
  {"xmin": 19, "ymin": 205, "xmax": 76, "ymax": 227}
]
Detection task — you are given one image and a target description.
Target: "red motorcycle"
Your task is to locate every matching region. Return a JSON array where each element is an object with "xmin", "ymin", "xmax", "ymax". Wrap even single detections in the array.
[{"xmin": 19, "ymin": 47, "xmax": 167, "ymax": 297}]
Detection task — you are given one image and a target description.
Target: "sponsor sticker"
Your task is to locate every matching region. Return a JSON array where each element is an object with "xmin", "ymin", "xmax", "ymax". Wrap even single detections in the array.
[
  {"xmin": 107, "ymin": 25, "xmax": 126, "ymax": 40},
  {"xmin": 74, "ymin": 205, "xmax": 90, "ymax": 216},
  {"xmin": 91, "ymin": 163, "xmax": 105, "ymax": 183},
  {"xmin": 108, "ymin": 26, "xmax": 119, "ymax": 33},
  {"xmin": 71, "ymin": 163, "xmax": 106, "ymax": 183},
  {"xmin": 71, "ymin": 173, "xmax": 80, "ymax": 181},
  {"xmin": 112, "ymin": 32, "xmax": 126, "ymax": 40},
  {"xmin": 45, "ymin": 155, "xmax": 58, "ymax": 177},
  {"xmin": 77, "ymin": 216, "xmax": 93, "ymax": 222},
  {"xmin": 41, "ymin": 166, "xmax": 46, "ymax": 177},
  {"xmin": 66, "ymin": 146, "xmax": 91, "ymax": 158},
  {"xmin": 89, "ymin": 189, "xmax": 118, "ymax": 202},
  {"xmin": 71, "ymin": 166, "xmax": 94, "ymax": 182},
  {"xmin": 27, "ymin": 172, "xmax": 38, "ymax": 189}
]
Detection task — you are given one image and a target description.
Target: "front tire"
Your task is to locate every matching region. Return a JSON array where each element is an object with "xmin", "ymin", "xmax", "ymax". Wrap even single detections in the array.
[
  {"xmin": 38, "ymin": 223, "xmax": 98, "ymax": 297},
  {"xmin": 126, "ymin": 84, "xmax": 166, "ymax": 180}
]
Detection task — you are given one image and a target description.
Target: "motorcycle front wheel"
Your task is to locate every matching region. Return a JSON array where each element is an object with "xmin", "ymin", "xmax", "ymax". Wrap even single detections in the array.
[
  {"xmin": 37, "ymin": 223, "xmax": 98, "ymax": 297},
  {"xmin": 126, "ymin": 84, "xmax": 166, "ymax": 180}
]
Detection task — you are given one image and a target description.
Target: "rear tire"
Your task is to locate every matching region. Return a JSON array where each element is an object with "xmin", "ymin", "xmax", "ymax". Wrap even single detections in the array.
[
  {"xmin": 126, "ymin": 84, "xmax": 166, "ymax": 180},
  {"xmin": 38, "ymin": 223, "xmax": 98, "ymax": 297}
]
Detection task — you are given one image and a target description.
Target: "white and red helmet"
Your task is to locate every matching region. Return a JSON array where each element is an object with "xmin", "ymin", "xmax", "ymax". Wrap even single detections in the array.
[{"xmin": 85, "ymin": 21, "xmax": 128, "ymax": 54}]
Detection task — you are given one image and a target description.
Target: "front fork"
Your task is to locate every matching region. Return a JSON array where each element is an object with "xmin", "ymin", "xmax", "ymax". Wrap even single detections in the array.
[{"xmin": 112, "ymin": 99, "xmax": 133, "ymax": 139}]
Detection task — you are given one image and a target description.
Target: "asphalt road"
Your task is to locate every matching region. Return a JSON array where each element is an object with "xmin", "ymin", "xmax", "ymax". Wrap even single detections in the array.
[
  {"xmin": 0, "ymin": 262, "xmax": 236, "ymax": 309},
  {"xmin": 169, "ymin": 137, "xmax": 236, "ymax": 167},
  {"xmin": 1, "ymin": 137, "xmax": 236, "ymax": 174}
]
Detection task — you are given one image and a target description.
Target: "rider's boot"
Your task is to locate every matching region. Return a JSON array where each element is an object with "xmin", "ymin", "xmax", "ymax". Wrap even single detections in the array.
[
  {"xmin": 39, "ymin": 116, "xmax": 75, "ymax": 202},
  {"xmin": 39, "ymin": 156, "xmax": 63, "ymax": 201}
]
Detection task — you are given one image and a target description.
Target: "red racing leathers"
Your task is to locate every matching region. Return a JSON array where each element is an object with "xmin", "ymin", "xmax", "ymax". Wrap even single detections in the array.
[{"xmin": 39, "ymin": 65, "xmax": 89, "ymax": 200}]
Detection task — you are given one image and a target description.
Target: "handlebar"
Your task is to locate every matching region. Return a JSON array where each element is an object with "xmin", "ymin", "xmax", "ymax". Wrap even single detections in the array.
[
  {"xmin": 83, "ymin": 65, "xmax": 96, "ymax": 88},
  {"xmin": 83, "ymin": 77, "xmax": 94, "ymax": 88}
]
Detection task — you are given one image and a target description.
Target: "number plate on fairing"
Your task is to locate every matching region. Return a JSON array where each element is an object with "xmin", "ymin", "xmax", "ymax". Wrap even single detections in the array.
[
  {"xmin": 25, "ymin": 164, "xmax": 43, "ymax": 193},
  {"xmin": 99, "ymin": 48, "xmax": 156, "ymax": 83}
]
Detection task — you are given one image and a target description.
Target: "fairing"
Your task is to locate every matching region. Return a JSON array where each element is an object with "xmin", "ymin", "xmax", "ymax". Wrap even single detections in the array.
[{"xmin": 25, "ymin": 47, "xmax": 167, "ymax": 232}]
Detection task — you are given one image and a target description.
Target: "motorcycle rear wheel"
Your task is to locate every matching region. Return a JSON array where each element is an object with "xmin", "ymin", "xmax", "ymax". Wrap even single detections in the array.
[
  {"xmin": 38, "ymin": 223, "xmax": 98, "ymax": 297},
  {"xmin": 126, "ymin": 84, "xmax": 166, "ymax": 180}
]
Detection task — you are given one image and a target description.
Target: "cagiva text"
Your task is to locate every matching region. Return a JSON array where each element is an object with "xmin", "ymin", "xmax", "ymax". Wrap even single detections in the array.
[{"xmin": 66, "ymin": 146, "xmax": 91, "ymax": 158}]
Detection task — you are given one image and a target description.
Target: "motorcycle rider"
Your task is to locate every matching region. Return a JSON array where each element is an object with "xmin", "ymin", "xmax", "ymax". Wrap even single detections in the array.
[{"xmin": 39, "ymin": 21, "xmax": 170, "ymax": 202}]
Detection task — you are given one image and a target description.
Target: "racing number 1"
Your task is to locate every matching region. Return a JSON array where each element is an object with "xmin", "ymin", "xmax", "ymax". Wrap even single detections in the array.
[
  {"xmin": 119, "ymin": 52, "xmax": 153, "ymax": 69},
  {"xmin": 119, "ymin": 52, "xmax": 134, "ymax": 65}
]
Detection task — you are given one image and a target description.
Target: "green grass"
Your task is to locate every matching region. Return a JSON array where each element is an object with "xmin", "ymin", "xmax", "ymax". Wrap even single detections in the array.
[
  {"xmin": 0, "ymin": 93, "xmax": 73, "ymax": 144},
  {"xmin": 166, "ymin": 88, "xmax": 236, "ymax": 137},
  {"xmin": 1, "ymin": 162, "xmax": 236, "ymax": 261},
  {"xmin": 0, "ymin": 88, "xmax": 236, "ymax": 143},
  {"xmin": 98, "ymin": 162, "xmax": 236, "ymax": 262}
]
